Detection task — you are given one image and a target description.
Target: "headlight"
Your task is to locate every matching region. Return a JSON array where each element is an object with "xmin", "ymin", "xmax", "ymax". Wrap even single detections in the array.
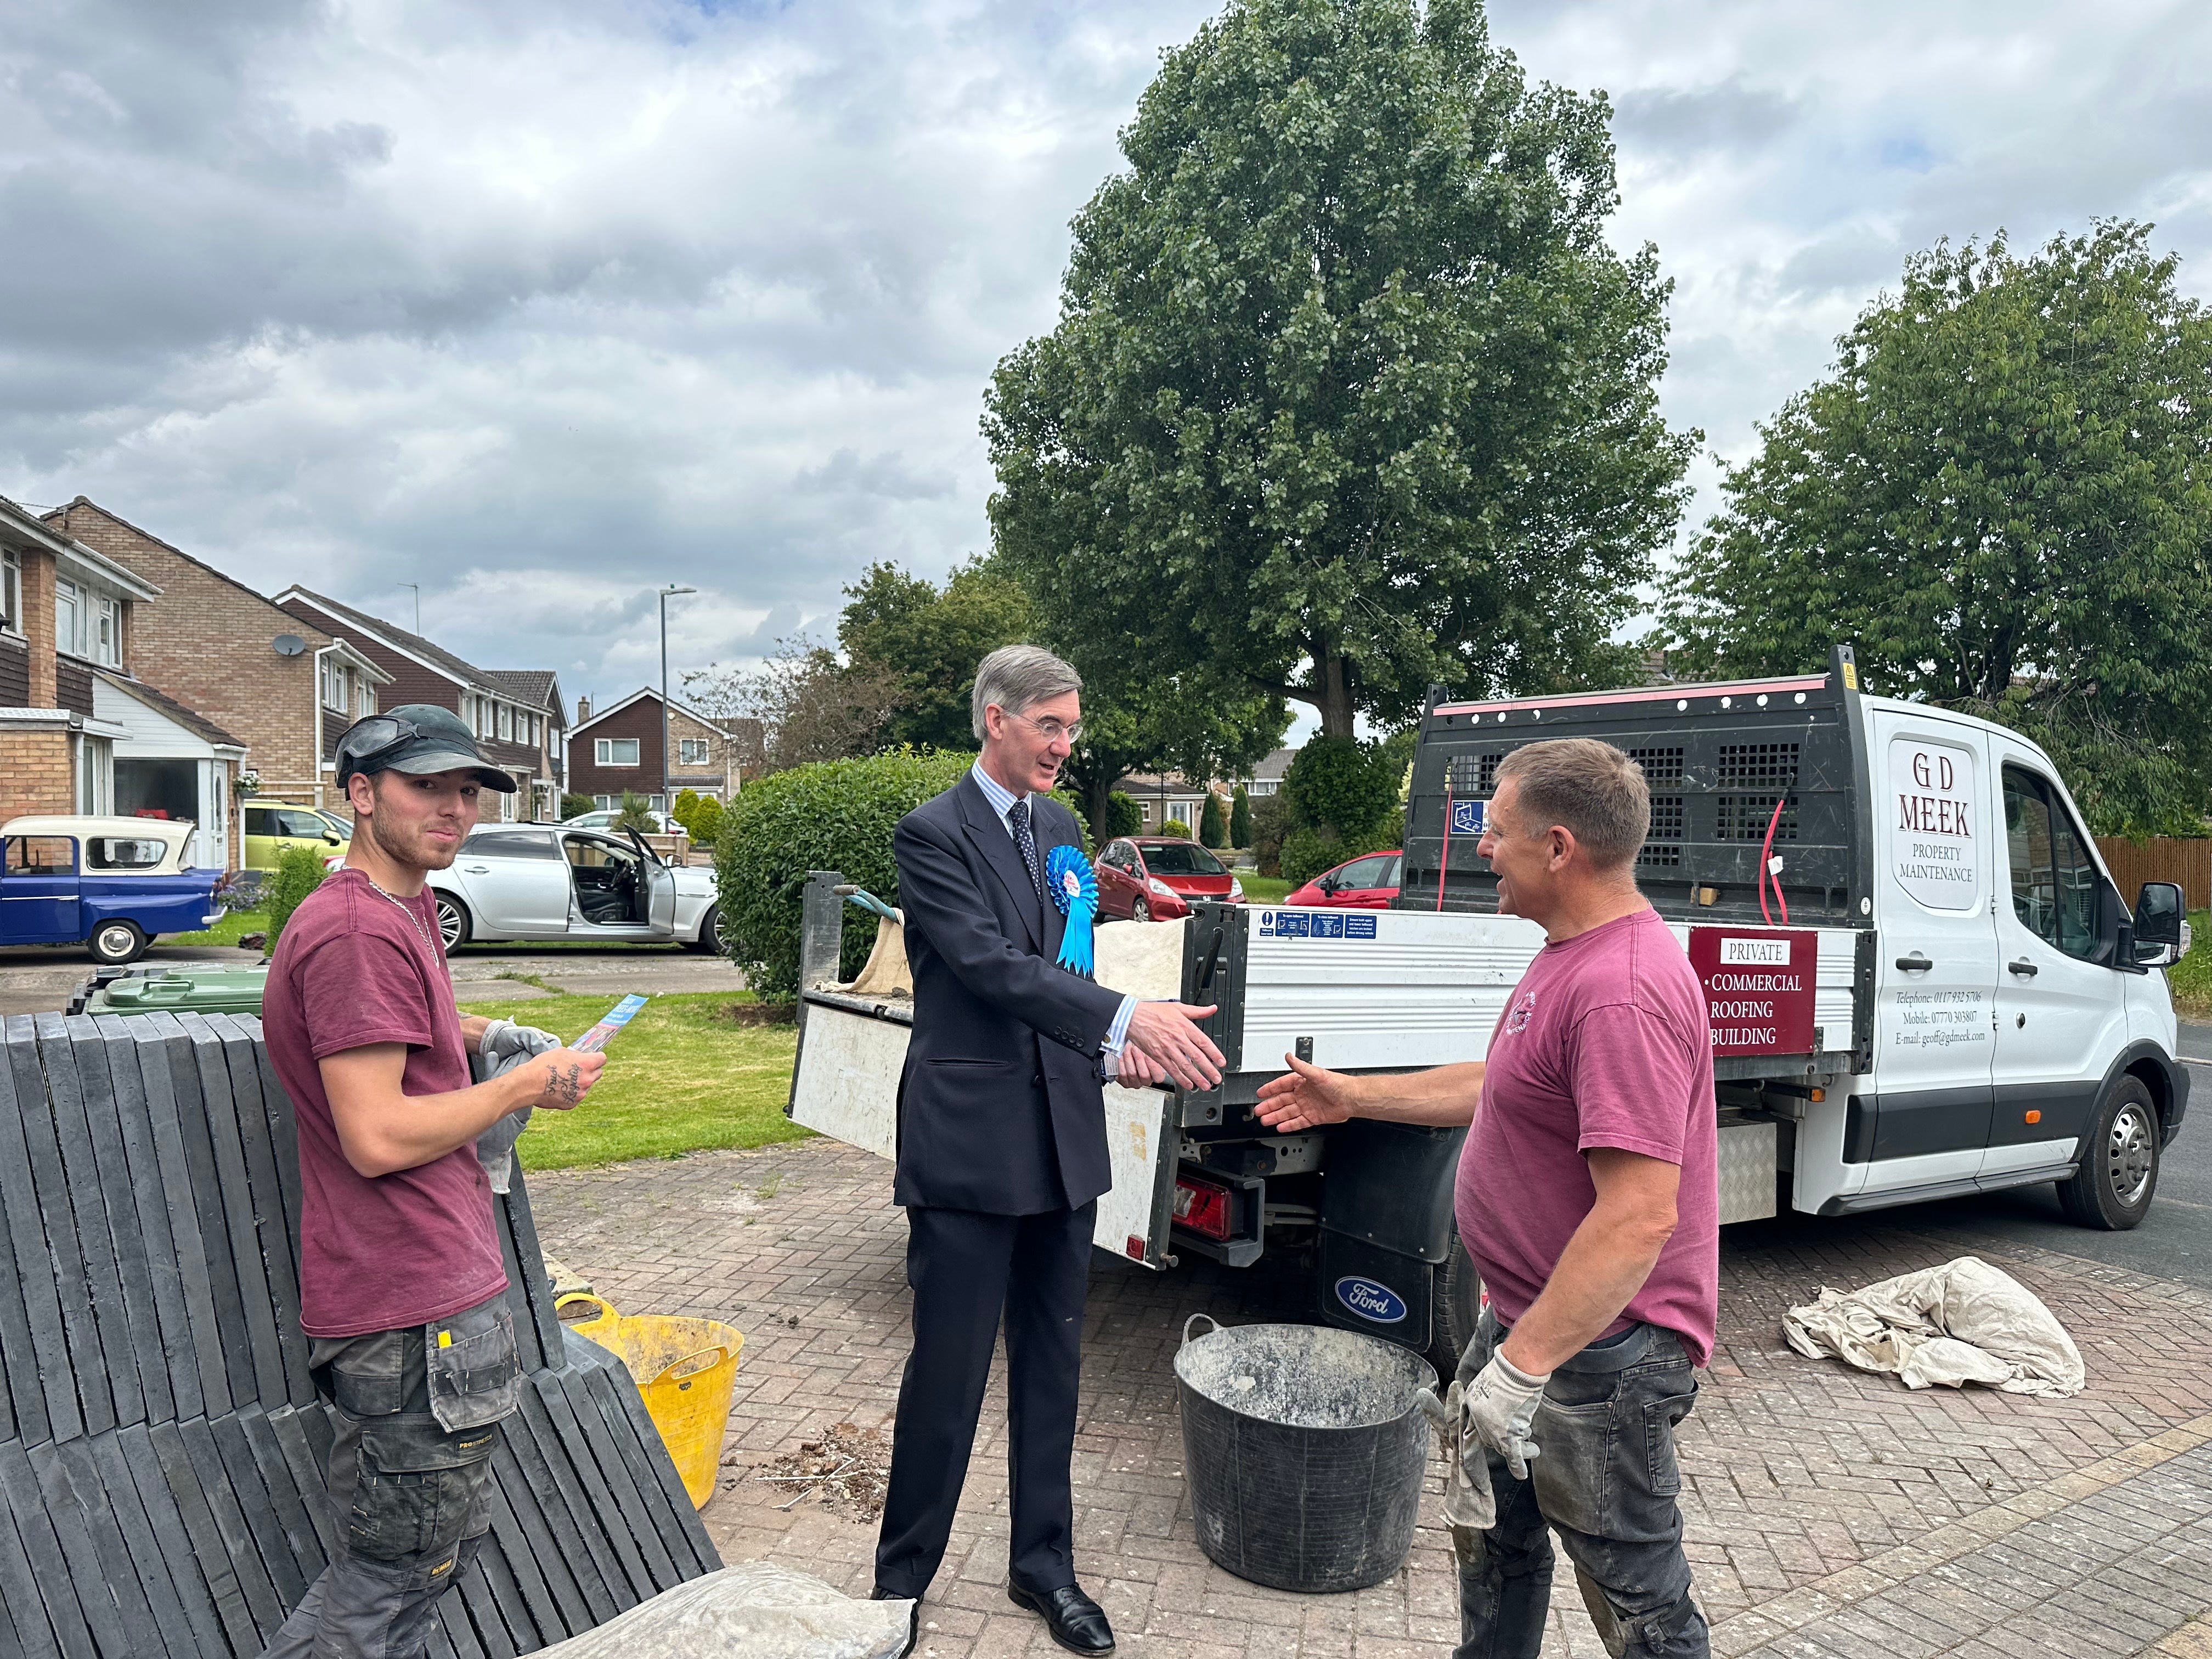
[
  {"xmin": 1148, "ymin": 877, "xmax": 1175, "ymax": 897},
  {"xmin": 1228, "ymin": 876, "xmax": 1245, "ymax": 899}
]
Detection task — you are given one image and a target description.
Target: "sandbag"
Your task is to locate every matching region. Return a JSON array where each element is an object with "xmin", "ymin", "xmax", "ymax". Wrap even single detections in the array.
[
  {"xmin": 1783, "ymin": 1255, "xmax": 2085, "ymax": 1397},
  {"xmin": 532, "ymin": 1564, "xmax": 914, "ymax": 1658}
]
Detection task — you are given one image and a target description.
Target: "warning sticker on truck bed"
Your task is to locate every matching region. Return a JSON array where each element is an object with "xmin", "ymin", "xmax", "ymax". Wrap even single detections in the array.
[{"xmin": 1256, "ymin": 910, "xmax": 1378, "ymax": 940}]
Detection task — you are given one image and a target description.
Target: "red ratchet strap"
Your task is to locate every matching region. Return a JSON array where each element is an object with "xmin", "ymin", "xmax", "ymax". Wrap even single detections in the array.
[{"xmin": 1758, "ymin": 797, "xmax": 1790, "ymax": 926}]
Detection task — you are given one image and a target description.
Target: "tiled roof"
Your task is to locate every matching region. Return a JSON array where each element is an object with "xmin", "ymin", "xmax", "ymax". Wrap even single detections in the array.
[
  {"xmin": 483, "ymin": 669, "xmax": 562, "ymax": 713},
  {"xmin": 283, "ymin": 588, "xmax": 492, "ymax": 689}
]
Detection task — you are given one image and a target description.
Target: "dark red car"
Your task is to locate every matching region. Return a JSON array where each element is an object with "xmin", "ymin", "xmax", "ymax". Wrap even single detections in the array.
[
  {"xmin": 1096, "ymin": 837, "xmax": 1245, "ymax": 921},
  {"xmin": 1285, "ymin": 849, "xmax": 1402, "ymax": 909}
]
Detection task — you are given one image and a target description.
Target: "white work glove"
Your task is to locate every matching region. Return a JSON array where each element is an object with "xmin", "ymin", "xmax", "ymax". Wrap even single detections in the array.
[
  {"xmin": 1464, "ymin": 1349, "xmax": 1550, "ymax": 1481},
  {"xmin": 472, "ymin": 1020, "xmax": 561, "ymax": 1194}
]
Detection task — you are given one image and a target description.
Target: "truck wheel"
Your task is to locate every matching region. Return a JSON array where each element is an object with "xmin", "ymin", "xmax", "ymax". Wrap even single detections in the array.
[
  {"xmin": 1428, "ymin": 1221, "xmax": 1483, "ymax": 1377},
  {"xmin": 434, "ymin": 894, "xmax": 471, "ymax": 953},
  {"xmin": 2057, "ymin": 1077, "xmax": 2159, "ymax": 1231},
  {"xmin": 87, "ymin": 921, "xmax": 146, "ymax": 967}
]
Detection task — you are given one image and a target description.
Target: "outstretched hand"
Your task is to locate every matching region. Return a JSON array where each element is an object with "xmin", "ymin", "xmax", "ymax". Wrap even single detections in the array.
[
  {"xmin": 521, "ymin": 1047, "xmax": 606, "ymax": 1111},
  {"xmin": 1254, "ymin": 1053, "xmax": 1361, "ymax": 1132},
  {"xmin": 1121, "ymin": 1001, "xmax": 1226, "ymax": 1092}
]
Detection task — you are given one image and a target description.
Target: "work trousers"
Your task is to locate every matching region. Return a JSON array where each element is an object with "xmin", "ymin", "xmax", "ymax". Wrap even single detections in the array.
[
  {"xmin": 1454, "ymin": 1311, "xmax": 1708, "ymax": 1659},
  {"xmin": 874, "ymin": 1201, "xmax": 1096, "ymax": 1599},
  {"xmin": 262, "ymin": 1296, "xmax": 520, "ymax": 1659}
]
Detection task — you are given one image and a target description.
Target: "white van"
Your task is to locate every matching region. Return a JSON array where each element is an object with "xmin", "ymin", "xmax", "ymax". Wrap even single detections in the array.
[{"xmin": 787, "ymin": 646, "xmax": 2190, "ymax": 1369}]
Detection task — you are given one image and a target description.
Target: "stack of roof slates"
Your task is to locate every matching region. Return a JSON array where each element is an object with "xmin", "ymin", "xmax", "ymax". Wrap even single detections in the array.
[{"xmin": 0, "ymin": 1011, "xmax": 719, "ymax": 1658}]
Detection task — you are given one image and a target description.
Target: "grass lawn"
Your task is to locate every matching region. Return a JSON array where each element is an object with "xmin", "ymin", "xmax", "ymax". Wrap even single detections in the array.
[
  {"xmin": 466, "ymin": 989, "xmax": 809, "ymax": 1170},
  {"xmin": 2169, "ymin": 910, "xmax": 2212, "ymax": 1021},
  {"xmin": 1239, "ymin": 874, "xmax": 1296, "ymax": 904},
  {"xmin": 171, "ymin": 909, "xmax": 268, "ymax": 946}
]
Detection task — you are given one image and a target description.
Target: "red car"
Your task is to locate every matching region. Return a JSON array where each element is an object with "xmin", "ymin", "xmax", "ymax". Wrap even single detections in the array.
[
  {"xmin": 1285, "ymin": 849, "xmax": 1402, "ymax": 909},
  {"xmin": 1096, "ymin": 837, "xmax": 1245, "ymax": 921}
]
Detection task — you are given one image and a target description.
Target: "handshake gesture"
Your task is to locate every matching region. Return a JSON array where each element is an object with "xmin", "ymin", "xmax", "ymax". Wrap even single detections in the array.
[{"xmin": 1114, "ymin": 1000, "xmax": 1227, "ymax": 1091}]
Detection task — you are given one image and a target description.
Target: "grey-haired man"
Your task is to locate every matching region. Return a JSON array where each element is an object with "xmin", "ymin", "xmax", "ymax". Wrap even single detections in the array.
[{"xmin": 872, "ymin": 646, "xmax": 1224, "ymax": 1656}]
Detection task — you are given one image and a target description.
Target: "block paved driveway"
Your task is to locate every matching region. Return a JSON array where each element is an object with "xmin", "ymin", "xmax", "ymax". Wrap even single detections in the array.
[{"xmin": 531, "ymin": 1140, "xmax": 2212, "ymax": 1657}]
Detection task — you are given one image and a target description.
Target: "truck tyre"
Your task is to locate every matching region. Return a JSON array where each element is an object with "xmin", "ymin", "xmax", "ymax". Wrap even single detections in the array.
[
  {"xmin": 434, "ymin": 893, "xmax": 471, "ymax": 953},
  {"xmin": 2057, "ymin": 1076, "xmax": 2159, "ymax": 1231},
  {"xmin": 1429, "ymin": 1220, "xmax": 1483, "ymax": 1376},
  {"xmin": 87, "ymin": 920, "xmax": 146, "ymax": 967}
]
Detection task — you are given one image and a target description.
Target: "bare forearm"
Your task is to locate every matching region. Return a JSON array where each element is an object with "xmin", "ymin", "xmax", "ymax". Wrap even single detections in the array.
[
  {"xmin": 1499, "ymin": 1206, "xmax": 1672, "ymax": 1374},
  {"xmin": 1345, "ymin": 1062, "xmax": 1486, "ymax": 1126},
  {"xmin": 460, "ymin": 1014, "xmax": 492, "ymax": 1053}
]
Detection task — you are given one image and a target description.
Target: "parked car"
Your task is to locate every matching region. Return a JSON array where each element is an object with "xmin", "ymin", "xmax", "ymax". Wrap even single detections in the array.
[
  {"xmin": 243, "ymin": 800, "xmax": 347, "ymax": 870},
  {"xmin": 561, "ymin": 807, "xmax": 684, "ymax": 835},
  {"xmin": 430, "ymin": 822, "xmax": 723, "ymax": 951},
  {"xmin": 0, "ymin": 816, "xmax": 222, "ymax": 965},
  {"xmin": 1285, "ymin": 849, "xmax": 1403, "ymax": 909},
  {"xmin": 1095, "ymin": 836, "xmax": 1245, "ymax": 921}
]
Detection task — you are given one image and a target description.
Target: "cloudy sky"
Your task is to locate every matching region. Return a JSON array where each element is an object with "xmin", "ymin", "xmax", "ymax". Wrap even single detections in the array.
[{"xmin": 5, "ymin": 0, "xmax": 2209, "ymax": 720}]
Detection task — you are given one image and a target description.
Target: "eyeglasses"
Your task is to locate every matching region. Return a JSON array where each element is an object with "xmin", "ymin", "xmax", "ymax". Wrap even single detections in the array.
[
  {"xmin": 1003, "ymin": 710, "xmax": 1083, "ymax": 745},
  {"xmin": 335, "ymin": 714, "xmax": 426, "ymax": 774}
]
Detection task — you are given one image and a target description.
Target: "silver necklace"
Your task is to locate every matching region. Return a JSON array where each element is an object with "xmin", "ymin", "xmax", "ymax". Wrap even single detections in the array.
[{"xmin": 359, "ymin": 871, "xmax": 438, "ymax": 955}]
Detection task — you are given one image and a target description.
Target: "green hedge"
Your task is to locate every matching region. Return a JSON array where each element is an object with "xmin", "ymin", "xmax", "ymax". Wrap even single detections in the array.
[
  {"xmin": 1199, "ymin": 792, "xmax": 1228, "ymax": 848},
  {"xmin": 714, "ymin": 750, "xmax": 1088, "ymax": 1000},
  {"xmin": 265, "ymin": 844, "xmax": 329, "ymax": 952},
  {"xmin": 1104, "ymin": 791, "xmax": 1142, "ymax": 839},
  {"xmin": 1229, "ymin": 785, "xmax": 1251, "ymax": 848}
]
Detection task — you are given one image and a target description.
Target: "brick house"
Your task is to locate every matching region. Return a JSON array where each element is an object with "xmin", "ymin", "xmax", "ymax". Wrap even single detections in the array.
[
  {"xmin": 271, "ymin": 589, "xmax": 567, "ymax": 821},
  {"xmin": 566, "ymin": 689, "xmax": 759, "ymax": 811},
  {"xmin": 45, "ymin": 499, "xmax": 390, "ymax": 821}
]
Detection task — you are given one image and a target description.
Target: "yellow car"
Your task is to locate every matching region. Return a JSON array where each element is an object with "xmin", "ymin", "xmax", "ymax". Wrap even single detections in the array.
[{"xmin": 242, "ymin": 802, "xmax": 348, "ymax": 870}]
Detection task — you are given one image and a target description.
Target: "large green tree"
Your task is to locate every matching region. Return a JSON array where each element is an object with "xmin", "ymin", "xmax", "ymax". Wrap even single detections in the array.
[
  {"xmin": 987, "ymin": 0, "xmax": 1692, "ymax": 738},
  {"xmin": 1052, "ymin": 662, "xmax": 1287, "ymax": 844},
  {"xmin": 1662, "ymin": 223, "xmax": 2212, "ymax": 836},
  {"xmin": 838, "ymin": 557, "xmax": 1037, "ymax": 751}
]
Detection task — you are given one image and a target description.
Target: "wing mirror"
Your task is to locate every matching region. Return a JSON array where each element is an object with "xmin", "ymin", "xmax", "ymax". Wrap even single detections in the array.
[{"xmin": 2134, "ymin": 881, "xmax": 2187, "ymax": 967}]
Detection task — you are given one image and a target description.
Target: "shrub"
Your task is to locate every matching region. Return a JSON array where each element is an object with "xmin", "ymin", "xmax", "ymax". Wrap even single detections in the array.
[
  {"xmin": 1160, "ymin": 817, "xmax": 1191, "ymax": 839},
  {"xmin": 1229, "ymin": 785, "xmax": 1251, "ymax": 848},
  {"xmin": 1282, "ymin": 736, "xmax": 1398, "ymax": 846},
  {"xmin": 612, "ymin": 790, "xmax": 658, "ymax": 834},
  {"xmin": 1104, "ymin": 791, "xmax": 1142, "ymax": 839},
  {"xmin": 264, "ymin": 844, "xmax": 328, "ymax": 952},
  {"xmin": 714, "ymin": 749, "xmax": 1094, "ymax": 1000},
  {"xmin": 1251, "ymin": 792, "xmax": 1290, "ymax": 876},
  {"xmin": 560, "ymin": 792, "xmax": 594, "ymax": 821},
  {"xmin": 686, "ymin": 794, "xmax": 725, "ymax": 847},
  {"xmin": 1199, "ymin": 792, "xmax": 1228, "ymax": 848},
  {"xmin": 1280, "ymin": 825, "xmax": 1344, "ymax": 886}
]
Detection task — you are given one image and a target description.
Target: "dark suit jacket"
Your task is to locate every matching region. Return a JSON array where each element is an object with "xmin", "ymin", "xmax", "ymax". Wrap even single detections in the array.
[{"xmin": 892, "ymin": 772, "xmax": 1125, "ymax": 1214}]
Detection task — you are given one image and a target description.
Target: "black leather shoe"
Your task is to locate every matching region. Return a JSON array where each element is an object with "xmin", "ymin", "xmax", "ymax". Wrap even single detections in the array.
[
  {"xmin": 871, "ymin": 1587, "xmax": 919, "ymax": 1658},
  {"xmin": 1007, "ymin": 1581, "xmax": 1115, "ymax": 1654}
]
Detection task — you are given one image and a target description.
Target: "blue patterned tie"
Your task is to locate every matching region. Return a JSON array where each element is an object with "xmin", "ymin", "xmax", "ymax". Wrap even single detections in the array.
[{"xmin": 1008, "ymin": 797, "xmax": 1046, "ymax": 905}]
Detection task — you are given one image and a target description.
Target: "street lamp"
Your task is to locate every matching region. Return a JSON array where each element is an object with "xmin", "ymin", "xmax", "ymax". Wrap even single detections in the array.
[{"xmin": 658, "ymin": 584, "xmax": 696, "ymax": 813}]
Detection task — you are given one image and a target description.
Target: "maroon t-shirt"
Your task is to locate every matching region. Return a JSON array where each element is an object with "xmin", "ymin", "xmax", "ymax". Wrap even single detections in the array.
[
  {"xmin": 1454, "ymin": 907, "xmax": 1719, "ymax": 1365},
  {"xmin": 263, "ymin": 868, "xmax": 507, "ymax": 1338}
]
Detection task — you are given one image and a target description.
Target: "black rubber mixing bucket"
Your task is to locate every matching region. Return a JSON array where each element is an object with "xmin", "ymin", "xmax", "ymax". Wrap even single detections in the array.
[{"xmin": 1174, "ymin": 1314, "xmax": 1437, "ymax": 1593}]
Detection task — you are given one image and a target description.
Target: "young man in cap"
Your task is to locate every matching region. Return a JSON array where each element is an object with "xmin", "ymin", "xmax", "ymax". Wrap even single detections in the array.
[{"xmin": 262, "ymin": 704, "xmax": 606, "ymax": 1658}]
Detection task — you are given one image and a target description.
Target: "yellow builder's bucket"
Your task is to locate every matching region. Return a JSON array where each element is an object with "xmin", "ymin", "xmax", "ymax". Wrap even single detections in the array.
[{"xmin": 557, "ymin": 1294, "xmax": 743, "ymax": 1509}]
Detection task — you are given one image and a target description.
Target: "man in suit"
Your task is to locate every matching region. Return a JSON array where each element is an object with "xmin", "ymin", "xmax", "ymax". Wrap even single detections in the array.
[{"xmin": 873, "ymin": 644, "xmax": 1226, "ymax": 1656}]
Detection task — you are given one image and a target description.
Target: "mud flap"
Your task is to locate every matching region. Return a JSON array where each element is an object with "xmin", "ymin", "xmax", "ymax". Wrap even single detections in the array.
[{"xmin": 1316, "ymin": 1231, "xmax": 1433, "ymax": 1356}]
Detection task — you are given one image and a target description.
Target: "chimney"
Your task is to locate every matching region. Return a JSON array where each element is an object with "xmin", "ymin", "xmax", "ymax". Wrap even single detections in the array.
[{"xmin": 576, "ymin": 695, "xmax": 591, "ymax": 723}]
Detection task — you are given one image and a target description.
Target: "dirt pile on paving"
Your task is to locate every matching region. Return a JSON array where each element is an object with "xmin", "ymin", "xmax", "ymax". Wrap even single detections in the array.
[{"xmin": 732, "ymin": 1421, "xmax": 890, "ymax": 1520}]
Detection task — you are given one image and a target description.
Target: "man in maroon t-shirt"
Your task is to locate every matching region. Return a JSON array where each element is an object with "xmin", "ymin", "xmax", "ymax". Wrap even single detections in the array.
[
  {"xmin": 1258, "ymin": 739, "xmax": 1716, "ymax": 1659},
  {"xmin": 262, "ymin": 705, "xmax": 603, "ymax": 1659}
]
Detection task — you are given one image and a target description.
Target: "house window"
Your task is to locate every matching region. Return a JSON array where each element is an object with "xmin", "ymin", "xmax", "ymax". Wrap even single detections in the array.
[
  {"xmin": 679, "ymin": 737, "xmax": 709, "ymax": 766},
  {"xmin": 594, "ymin": 794, "xmax": 617, "ymax": 810},
  {"xmin": 2, "ymin": 548, "xmax": 19, "ymax": 634},
  {"xmin": 358, "ymin": 680, "xmax": 376, "ymax": 715},
  {"xmin": 596, "ymin": 738, "xmax": 640, "ymax": 766},
  {"xmin": 497, "ymin": 704, "xmax": 512, "ymax": 741},
  {"xmin": 55, "ymin": 579, "xmax": 81, "ymax": 655},
  {"xmin": 321, "ymin": 659, "xmax": 347, "ymax": 711},
  {"xmin": 94, "ymin": 596, "xmax": 120, "ymax": 667}
]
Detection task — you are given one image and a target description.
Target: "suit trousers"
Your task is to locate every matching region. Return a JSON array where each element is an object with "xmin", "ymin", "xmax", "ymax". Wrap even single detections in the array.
[{"xmin": 874, "ymin": 1201, "xmax": 1097, "ymax": 1599}]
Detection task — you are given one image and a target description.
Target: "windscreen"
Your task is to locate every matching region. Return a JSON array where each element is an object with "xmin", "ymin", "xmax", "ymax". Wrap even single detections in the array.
[{"xmin": 1143, "ymin": 842, "xmax": 1226, "ymax": 876}]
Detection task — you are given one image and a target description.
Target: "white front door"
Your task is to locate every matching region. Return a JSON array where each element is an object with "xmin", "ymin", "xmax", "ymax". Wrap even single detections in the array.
[
  {"xmin": 1860, "ymin": 711, "xmax": 1998, "ymax": 1195},
  {"xmin": 1988, "ymin": 746, "xmax": 2128, "ymax": 1177}
]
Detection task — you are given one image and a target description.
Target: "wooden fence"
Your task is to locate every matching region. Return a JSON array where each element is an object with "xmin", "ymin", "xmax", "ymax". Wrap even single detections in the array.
[{"xmin": 2095, "ymin": 837, "xmax": 2212, "ymax": 912}]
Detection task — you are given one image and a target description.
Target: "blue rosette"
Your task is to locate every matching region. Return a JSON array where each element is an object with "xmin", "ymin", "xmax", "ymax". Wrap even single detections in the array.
[{"xmin": 1045, "ymin": 843, "xmax": 1098, "ymax": 978}]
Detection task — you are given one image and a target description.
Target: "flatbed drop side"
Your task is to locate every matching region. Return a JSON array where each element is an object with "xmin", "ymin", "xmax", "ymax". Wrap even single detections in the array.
[{"xmin": 786, "ymin": 647, "xmax": 2190, "ymax": 1371}]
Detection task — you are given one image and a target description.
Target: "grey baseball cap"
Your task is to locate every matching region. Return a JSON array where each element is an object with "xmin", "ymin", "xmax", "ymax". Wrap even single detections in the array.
[{"xmin": 335, "ymin": 704, "xmax": 518, "ymax": 793}]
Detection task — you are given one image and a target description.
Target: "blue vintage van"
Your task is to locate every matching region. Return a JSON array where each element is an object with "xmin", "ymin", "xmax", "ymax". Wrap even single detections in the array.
[{"xmin": 1, "ymin": 815, "xmax": 224, "ymax": 965}]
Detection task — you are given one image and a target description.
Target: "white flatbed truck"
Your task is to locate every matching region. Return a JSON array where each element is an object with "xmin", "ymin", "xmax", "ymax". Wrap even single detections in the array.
[{"xmin": 787, "ymin": 647, "xmax": 2190, "ymax": 1370}]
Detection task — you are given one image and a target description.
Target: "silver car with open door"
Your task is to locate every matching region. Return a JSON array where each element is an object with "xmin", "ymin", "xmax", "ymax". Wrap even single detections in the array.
[{"xmin": 429, "ymin": 823, "xmax": 718, "ymax": 950}]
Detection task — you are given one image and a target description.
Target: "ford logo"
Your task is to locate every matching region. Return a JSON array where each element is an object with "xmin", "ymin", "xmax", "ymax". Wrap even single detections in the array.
[{"xmin": 1334, "ymin": 1276, "xmax": 1408, "ymax": 1324}]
